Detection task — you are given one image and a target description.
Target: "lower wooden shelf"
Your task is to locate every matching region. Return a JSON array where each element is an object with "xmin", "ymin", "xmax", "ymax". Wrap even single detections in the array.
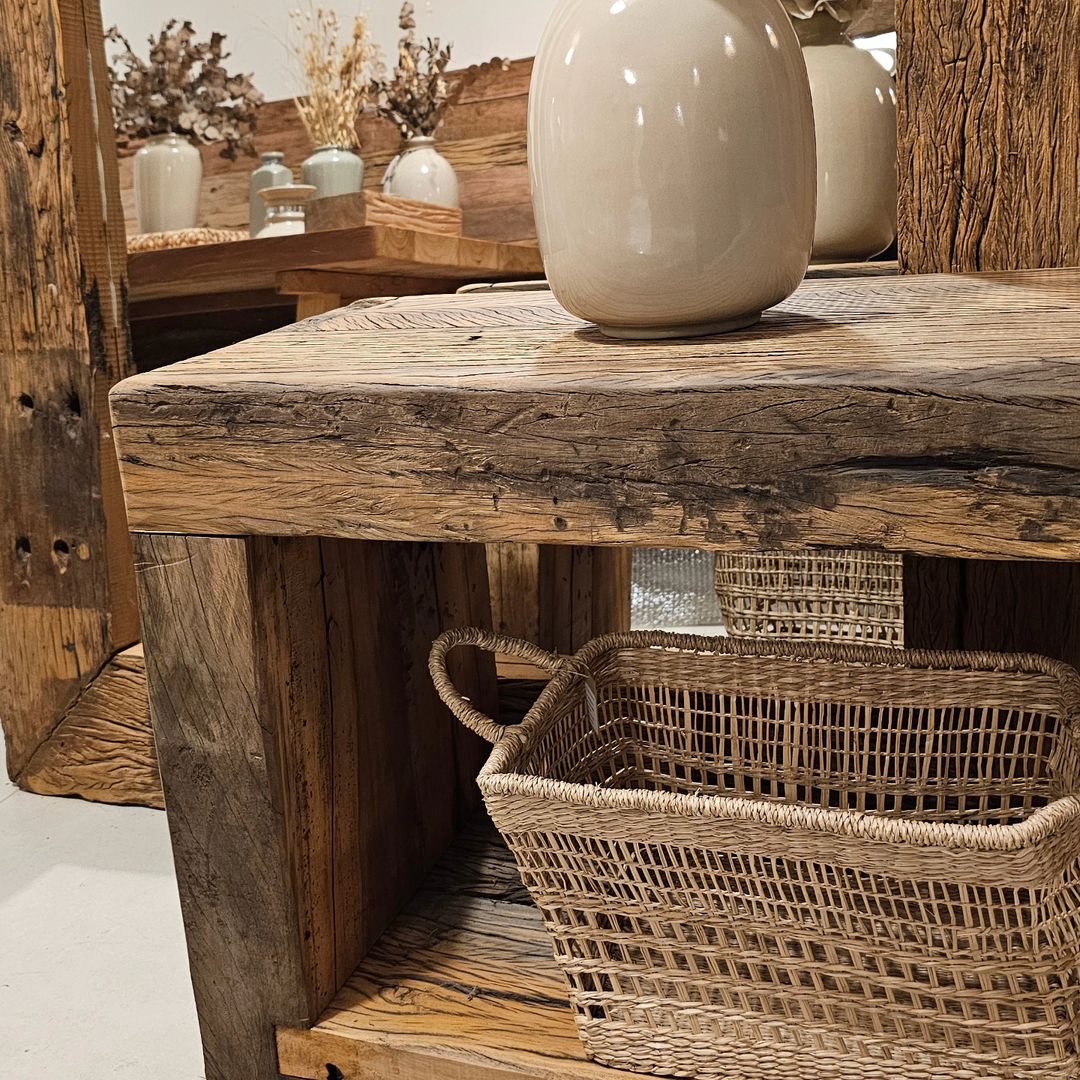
[{"xmin": 276, "ymin": 823, "xmax": 647, "ymax": 1080}]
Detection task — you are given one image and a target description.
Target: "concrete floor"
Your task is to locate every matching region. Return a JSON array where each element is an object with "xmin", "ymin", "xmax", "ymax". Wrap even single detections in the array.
[{"xmin": 0, "ymin": 729, "xmax": 203, "ymax": 1079}]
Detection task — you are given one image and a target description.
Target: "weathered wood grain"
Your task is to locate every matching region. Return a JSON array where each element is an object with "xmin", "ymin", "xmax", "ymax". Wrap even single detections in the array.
[
  {"xmin": 896, "ymin": 2, "xmax": 1080, "ymax": 666},
  {"xmin": 127, "ymin": 225, "xmax": 543, "ymax": 303},
  {"xmin": 135, "ymin": 531, "xmax": 496, "ymax": 1079},
  {"xmin": 277, "ymin": 823, "xmax": 647, "ymax": 1080},
  {"xmin": 19, "ymin": 645, "xmax": 159, "ymax": 807},
  {"xmin": 306, "ymin": 191, "xmax": 463, "ymax": 237},
  {"xmin": 111, "ymin": 273, "xmax": 1080, "ymax": 563},
  {"xmin": 117, "ymin": 58, "xmax": 535, "ymax": 242},
  {"xmin": 897, "ymin": 0, "xmax": 1080, "ymax": 272},
  {"xmin": 1, "ymin": 0, "xmax": 138, "ymax": 786}
]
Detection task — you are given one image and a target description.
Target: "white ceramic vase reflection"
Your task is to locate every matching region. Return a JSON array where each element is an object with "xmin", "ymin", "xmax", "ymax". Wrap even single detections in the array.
[
  {"xmin": 529, "ymin": 0, "xmax": 816, "ymax": 339},
  {"xmin": 134, "ymin": 133, "xmax": 203, "ymax": 234},
  {"xmin": 797, "ymin": 14, "xmax": 897, "ymax": 261},
  {"xmin": 383, "ymin": 136, "xmax": 461, "ymax": 208}
]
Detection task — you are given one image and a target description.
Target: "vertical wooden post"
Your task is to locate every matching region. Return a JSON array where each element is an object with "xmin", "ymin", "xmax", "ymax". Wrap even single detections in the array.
[
  {"xmin": 898, "ymin": 0, "xmax": 1080, "ymax": 663},
  {"xmin": 0, "ymin": 0, "xmax": 149, "ymax": 801},
  {"xmin": 135, "ymin": 533, "xmax": 495, "ymax": 1080}
]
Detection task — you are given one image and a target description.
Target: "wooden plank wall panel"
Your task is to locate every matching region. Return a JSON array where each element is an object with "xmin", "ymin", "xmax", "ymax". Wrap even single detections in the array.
[
  {"xmin": 898, "ymin": 0, "xmax": 1080, "ymax": 665},
  {"xmin": 1, "ymin": 0, "xmax": 139, "ymax": 788},
  {"xmin": 117, "ymin": 58, "xmax": 536, "ymax": 242}
]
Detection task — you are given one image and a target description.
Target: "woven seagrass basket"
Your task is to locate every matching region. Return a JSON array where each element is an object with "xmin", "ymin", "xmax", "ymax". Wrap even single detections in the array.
[
  {"xmin": 431, "ymin": 629, "xmax": 1080, "ymax": 1080},
  {"xmin": 715, "ymin": 549, "xmax": 905, "ymax": 647}
]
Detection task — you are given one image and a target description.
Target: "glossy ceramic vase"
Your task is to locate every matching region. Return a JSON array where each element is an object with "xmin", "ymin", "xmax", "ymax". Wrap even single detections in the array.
[
  {"xmin": 382, "ymin": 136, "xmax": 461, "ymax": 208},
  {"xmin": 255, "ymin": 184, "xmax": 317, "ymax": 238},
  {"xmin": 301, "ymin": 146, "xmax": 364, "ymax": 199},
  {"xmin": 529, "ymin": 0, "xmax": 816, "ymax": 339},
  {"xmin": 796, "ymin": 13, "xmax": 896, "ymax": 261},
  {"xmin": 134, "ymin": 133, "xmax": 202, "ymax": 234},
  {"xmin": 249, "ymin": 152, "xmax": 293, "ymax": 237}
]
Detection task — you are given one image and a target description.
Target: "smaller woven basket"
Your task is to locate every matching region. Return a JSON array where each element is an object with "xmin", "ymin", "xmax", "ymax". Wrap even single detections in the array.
[
  {"xmin": 715, "ymin": 548, "xmax": 905, "ymax": 647},
  {"xmin": 431, "ymin": 629, "xmax": 1080, "ymax": 1080}
]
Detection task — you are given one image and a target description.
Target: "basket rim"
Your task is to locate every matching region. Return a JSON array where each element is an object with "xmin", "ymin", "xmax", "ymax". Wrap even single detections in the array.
[{"xmin": 481, "ymin": 631, "xmax": 1080, "ymax": 854}]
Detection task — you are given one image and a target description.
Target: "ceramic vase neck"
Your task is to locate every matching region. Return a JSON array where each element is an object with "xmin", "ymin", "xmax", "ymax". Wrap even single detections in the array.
[
  {"xmin": 793, "ymin": 12, "xmax": 851, "ymax": 45},
  {"xmin": 405, "ymin": 135, "xmax": 437, "ymax": 150}
]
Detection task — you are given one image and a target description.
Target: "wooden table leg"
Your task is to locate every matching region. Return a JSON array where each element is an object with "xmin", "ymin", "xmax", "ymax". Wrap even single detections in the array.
[
  {"xmin": 294, "ymin": 292, "xmax": 344, "ymax": 320},
  {"xmin": 135, "ymin": 533, "xmax": 495, "ymax": 1080}
]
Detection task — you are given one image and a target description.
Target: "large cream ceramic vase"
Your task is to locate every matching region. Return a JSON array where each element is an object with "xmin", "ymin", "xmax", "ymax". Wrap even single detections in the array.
[
  {"xmin": 529, "ymin": 0, "xmax": 816, "ymax": 339},
  {"xmin": 796, "ymin": 13, "xmax": 896, "ymax": 260}
]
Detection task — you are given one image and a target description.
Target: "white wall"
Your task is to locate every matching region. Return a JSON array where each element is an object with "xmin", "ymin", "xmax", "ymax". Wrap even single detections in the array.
[{"xmin": 100, "ymin": 0, "xmax": 561, "ymax": 104}]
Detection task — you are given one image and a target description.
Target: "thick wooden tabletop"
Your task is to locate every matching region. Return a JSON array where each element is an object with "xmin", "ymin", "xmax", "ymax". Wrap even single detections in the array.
[
  {"xmin": 126, "ymin": 224, "xmax": 543, "ymax": 303},
  {"xmin": 110, "ymin": 269, "xmax": 1080, "ymax": 561}
]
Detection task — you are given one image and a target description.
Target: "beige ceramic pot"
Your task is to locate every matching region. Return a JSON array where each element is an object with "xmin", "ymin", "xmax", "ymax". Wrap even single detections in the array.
[
  {"xmin": 529, "ymin": 0, "xmax": 816, "ymax": 339},
  {"xmin": 796, "ymin": 13, "xmax": 897, "ymax": 261}
]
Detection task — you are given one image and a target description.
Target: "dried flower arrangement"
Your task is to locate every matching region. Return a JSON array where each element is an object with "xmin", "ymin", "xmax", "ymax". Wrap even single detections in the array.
[
  {"xmin": 105, "ymin": 22, "xmax": 263, "ymax": 158},
  {"xmin": 370, "ymin": 2, "xmax": 506, "ymax": 141},
  {"xmin": 289, "ymin": 7, "xmax": 384, "ymax": 150},
  {"xmin": 781, "ymin": 0, "xmax": 870, "ymax": 22}
]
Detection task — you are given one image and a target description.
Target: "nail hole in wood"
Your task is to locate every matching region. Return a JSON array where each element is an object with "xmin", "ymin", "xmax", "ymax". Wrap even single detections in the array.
[
  {"xmin": 15, "ymin": 537, "xmax": 31, "ymax": 559},
  {"xmin": 67, "ymin": 391, "xmax": 82, "ymax": 417},
  {"xmin": 18, "ymin": 393, "xmax": 34, "ymax": 413},
  {"xmin": 52, "ymin": 539, "xmax": 71, "ymax": 574},
  {"xmin": 325, "ymin": 1066, "xmax": 344, "ymax": 1080}
]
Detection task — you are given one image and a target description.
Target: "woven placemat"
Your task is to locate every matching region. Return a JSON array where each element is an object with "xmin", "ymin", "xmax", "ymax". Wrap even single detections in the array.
[{"xmin": 127, "ymin": 227, "xmax": 247, "ymax": 253}]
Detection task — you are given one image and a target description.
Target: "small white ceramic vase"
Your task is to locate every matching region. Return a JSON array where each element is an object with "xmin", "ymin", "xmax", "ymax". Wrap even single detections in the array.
[
  {"xmin": 530, "ymin": 0, "xmax": 816, "ymax": 339},
  {"xmin": 134, "ymin": 132, "xmax": 203, "ymax": 234},
  {"xmin": 796, "ymin": 12, "xmax": 897, "ymax": 261},
  {"xmin": 382, "ymin": 136, "xmax": 461, "ymax": 208},
  {"xmin": 249, "ymin": 152, "xmax": 293, "ymax": 238},
  {"xmin": 301, "ymin": 146, "xmax": 364, "ymax": 199},
  {"xmin": 255, "ymin": 184, "xmax": 317, "ymax": 238}
]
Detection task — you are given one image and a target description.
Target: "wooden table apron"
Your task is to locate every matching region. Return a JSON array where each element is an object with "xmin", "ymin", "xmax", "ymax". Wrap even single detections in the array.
[{"xmin": 110, "ymin": 273, "xmax": 1080, "ymax": 1080}]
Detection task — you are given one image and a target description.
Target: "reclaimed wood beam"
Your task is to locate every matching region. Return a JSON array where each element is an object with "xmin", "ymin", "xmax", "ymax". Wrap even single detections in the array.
[{"xmin": 1, "ymin": 0, "xmax": 150, "ymax": 801}]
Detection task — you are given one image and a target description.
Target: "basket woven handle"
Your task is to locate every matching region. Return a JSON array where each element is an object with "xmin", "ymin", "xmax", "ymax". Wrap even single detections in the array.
[{"xmin": 430, "ymin": 627, "xmax": 564, "ymax": 743}]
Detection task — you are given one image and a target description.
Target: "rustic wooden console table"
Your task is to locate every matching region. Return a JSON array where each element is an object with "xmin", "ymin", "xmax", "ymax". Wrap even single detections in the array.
[{"xmin": 110, "ymin": 270, "xmax": 1080, "ymax": 1080}]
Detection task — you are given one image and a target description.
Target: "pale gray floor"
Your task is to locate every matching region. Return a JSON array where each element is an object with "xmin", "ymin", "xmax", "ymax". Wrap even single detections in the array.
[{"xmin": 0, "ymin": 728, "xmax": 203, "ymax": 1079}]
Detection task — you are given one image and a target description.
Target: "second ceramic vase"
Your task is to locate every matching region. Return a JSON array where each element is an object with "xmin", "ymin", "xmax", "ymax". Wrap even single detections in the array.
[
  {"xmin": 796, "ymin": 12, "xmax": 896, "ymax": 261},
  {"xmin": 529, "ymin": 0, "xmax": 816, "ymax": 339},
  {"xmin": 383, "ymin": 136, "xmax": 461, "ymax": 208},
  {"xmin": 301, "ymin": 146, "xmax": 364, "ymax": 199}
]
